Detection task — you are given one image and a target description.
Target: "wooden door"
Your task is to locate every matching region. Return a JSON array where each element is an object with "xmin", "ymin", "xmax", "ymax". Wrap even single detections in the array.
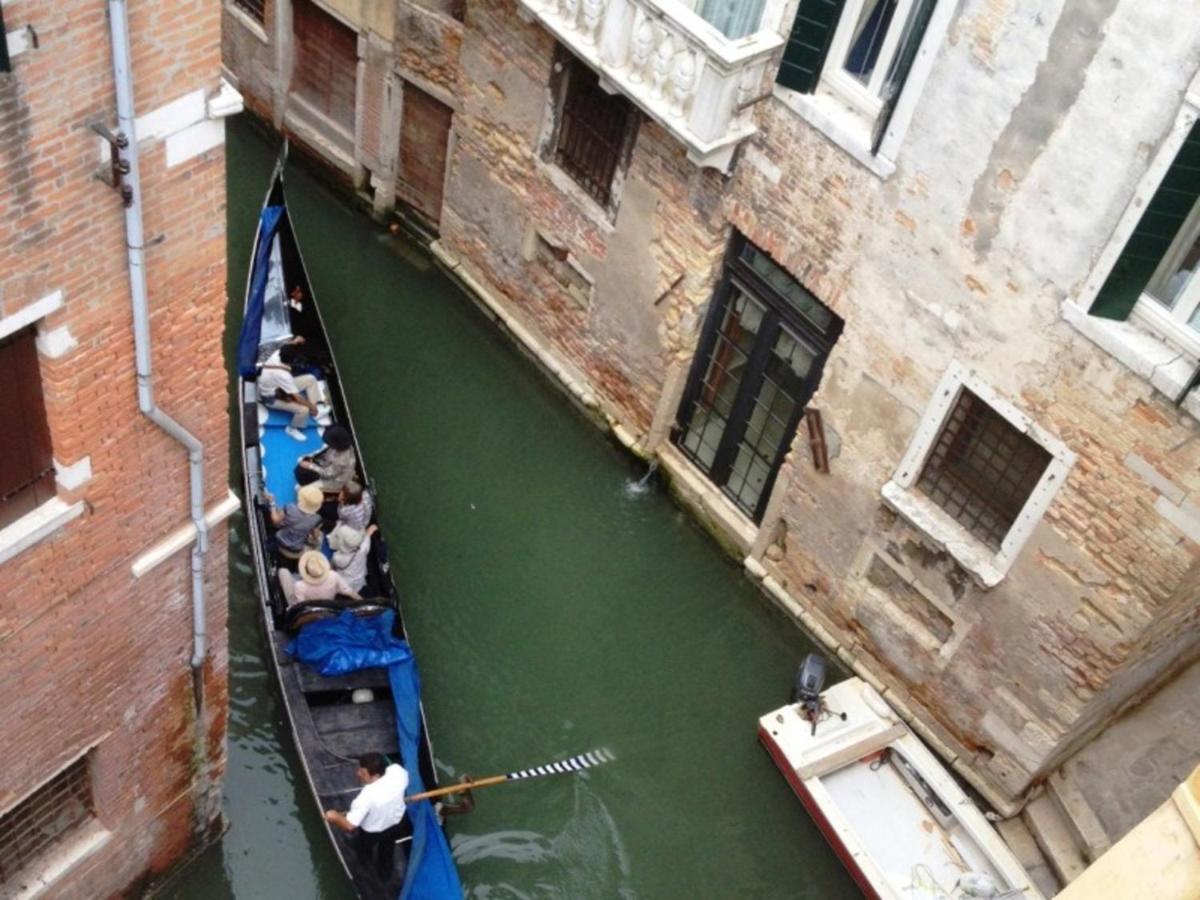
[
  {"xmin": 397, "ymin": 84, "xmax": 453, "ymax": 226},
  {"xmin": 291, "ymin": 0, "xmax": 358, "ymax": 135}
]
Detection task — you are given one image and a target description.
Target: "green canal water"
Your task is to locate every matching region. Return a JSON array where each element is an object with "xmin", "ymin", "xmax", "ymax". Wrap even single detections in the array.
[{"xmin": 165, "ymin": 118, "xmax": 855, "ymax": 899}]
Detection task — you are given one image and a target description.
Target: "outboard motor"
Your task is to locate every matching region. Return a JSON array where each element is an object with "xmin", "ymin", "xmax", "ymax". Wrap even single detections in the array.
[{"xmin": 790, "ymin": 654, "xmax": 828, "ymax": 734}]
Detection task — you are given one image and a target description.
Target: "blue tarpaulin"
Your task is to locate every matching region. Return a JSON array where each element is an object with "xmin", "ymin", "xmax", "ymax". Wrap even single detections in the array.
[
  {"xmin": 236, "ymin": 204, "xmax": 286, "ymax": 377},
  {"xmin": 290, "ymin": 611, "xmax": 464, "ymax": 900}
]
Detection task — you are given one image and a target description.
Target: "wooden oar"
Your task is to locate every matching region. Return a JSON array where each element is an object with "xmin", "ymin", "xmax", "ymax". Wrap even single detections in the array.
[{"xmin": 406, "ymin": 748, "xmax": 615, "ymax": 803}]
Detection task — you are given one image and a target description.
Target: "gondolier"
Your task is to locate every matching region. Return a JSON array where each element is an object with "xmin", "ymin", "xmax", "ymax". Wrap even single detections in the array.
[{"xmin": 325, "ymin": 753, "xmax": 410, "ymax": 881}]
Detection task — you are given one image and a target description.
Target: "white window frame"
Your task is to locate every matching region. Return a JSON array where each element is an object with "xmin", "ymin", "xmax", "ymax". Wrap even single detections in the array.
[
  {"xmin": 882, "ymin": 362, "xmax": 1075, "ymax": 588},
  {"xmin": 1129, "ymin": 196, "xmax": 1200, "ymax": 358},
  {"xmin": 820, "ymin": 0, "xmax": 917, "ymax": 121},
  {"xmin": 773, "ymin": 0, "xmax": 957, "ymax": 178}
]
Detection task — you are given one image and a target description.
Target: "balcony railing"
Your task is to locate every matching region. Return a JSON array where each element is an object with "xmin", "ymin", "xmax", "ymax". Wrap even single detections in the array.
[{"xmin": 518, "ymin": 0, "xmax": 786, "ymax": 172}]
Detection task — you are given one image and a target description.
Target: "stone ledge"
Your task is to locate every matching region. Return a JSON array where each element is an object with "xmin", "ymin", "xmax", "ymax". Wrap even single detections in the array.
[
  {"xmin": 6, "ymin": 822, "xmax": 111, "ymax": 900},
  {"xmin": 130, "ymin": 490, "xmax": 241, "ymax": 578},
  {"xmin": 0, "ymin": 498, "xmax": 86, "ymax": 567}
]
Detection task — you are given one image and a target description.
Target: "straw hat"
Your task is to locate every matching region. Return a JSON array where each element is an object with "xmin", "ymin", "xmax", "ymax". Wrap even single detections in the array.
[
  {"xmin": 297, "ymin": 484, "xmax": 324, "ymax": 515},
  {"xmin": 298, "ymin": 550, "xmax": 331, "ymax": 584},
  {"xmin": 329, "ymin": 523, "xmax": 365, "ymax": 553}
]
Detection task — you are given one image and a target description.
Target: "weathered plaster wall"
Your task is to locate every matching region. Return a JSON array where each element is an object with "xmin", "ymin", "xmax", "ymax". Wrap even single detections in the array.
[
  {"xmin": 219, "ymin": 0, "xmax": 1200, "ymax": 806},
  {"xmin": 726, "ymin": 0, "xmax": 1200, "ymax": 797}
]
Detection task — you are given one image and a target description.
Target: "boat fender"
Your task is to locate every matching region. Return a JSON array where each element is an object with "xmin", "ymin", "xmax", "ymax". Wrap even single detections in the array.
[
  {"xmin": 956, "ymin": 872, "xmax": 1001, "ymax": 897},
  {"xmin": 861, "ymin": 684, "xmax": 895, "ymax": 721},
  {"xmin": 351, "ymin": 688, "xmax": 375, "ymax": 704}
]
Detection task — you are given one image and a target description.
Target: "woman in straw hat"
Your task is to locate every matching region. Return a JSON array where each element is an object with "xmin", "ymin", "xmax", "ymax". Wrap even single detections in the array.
[
  {"xmin": 278, "ymin": 550, "xmax": 362, "ymax": 606},
  {"xmin": 267, "ymin": 483, "xmax": 325, "ymax": 570}
]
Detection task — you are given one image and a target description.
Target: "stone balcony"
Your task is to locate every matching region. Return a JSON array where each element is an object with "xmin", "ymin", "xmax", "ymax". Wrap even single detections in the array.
[{"xmin": 517, "ymin": 0, "xmax": 787, "ymax": 172}]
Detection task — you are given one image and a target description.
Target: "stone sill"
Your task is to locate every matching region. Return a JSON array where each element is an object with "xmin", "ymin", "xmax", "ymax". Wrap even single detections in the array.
[
  {"xmin": 773, "ymin": 87, "xmax": 896, "ymax": 180},
  {"xmin": 7, "ymin": 822, "xmax": 112, "ymax": 900},
  {"xmin": 0, "ymin": 498, "xmax": 86, "ymax": 567},
  {"xmin": 1061, "ymin": 300, "xmax": 1200, "ymax": 420},
  {"xmin": 223, "ymin": 1, "xmax": 268, "ymax": 44},
  {"xmin": 881, "ymin": 481, "xmax": 1005, "ymax": 588},
  {"xmin": 657, "ymin": 444, "xmax": 758, "ymax": 553},
  {"xmin": 284, "ymin": 97, "xmax": 356, "ymax": 174}
]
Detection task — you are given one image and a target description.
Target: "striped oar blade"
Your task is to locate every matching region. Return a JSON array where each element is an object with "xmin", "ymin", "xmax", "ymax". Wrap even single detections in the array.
[{"xmin": 506, "ymin": 748, "xmax": 615, "ymax": 782}]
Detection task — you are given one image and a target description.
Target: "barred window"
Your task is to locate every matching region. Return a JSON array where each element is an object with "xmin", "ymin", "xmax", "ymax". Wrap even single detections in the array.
[
  {"xmin": 552, "ymin": 56, "xmax": 638, "ymax": 209},
  {"xmin": 916, "ymin": 389, "xmax": 1051, "ymax": 550},
  {"xmin": 0, "ymin": 757, "xmax": 93, "ymax": 882},
  {"xmin": 232, "ymin": 0, "xmax": 266, "ymax": 23},
  {"xmin": 0, "ymin": 326, "xmax": 56, "ymax": 529}
]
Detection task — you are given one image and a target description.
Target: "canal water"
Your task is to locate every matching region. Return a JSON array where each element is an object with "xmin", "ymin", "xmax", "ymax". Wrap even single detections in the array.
[{"xmin": 165, "ymin": 118, "xmax": 854, "ymax": 899}]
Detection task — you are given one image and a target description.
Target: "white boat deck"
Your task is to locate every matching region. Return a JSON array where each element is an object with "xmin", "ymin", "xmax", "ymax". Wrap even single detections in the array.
[{"xmin": 759, "ymin": 677, "xmax": 1043, "ymax": 900}]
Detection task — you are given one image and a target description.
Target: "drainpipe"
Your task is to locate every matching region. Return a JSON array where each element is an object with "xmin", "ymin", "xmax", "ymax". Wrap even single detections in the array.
[{"xmin": 106, "ymin": 0, "xmax": 210, "ymax": 699}]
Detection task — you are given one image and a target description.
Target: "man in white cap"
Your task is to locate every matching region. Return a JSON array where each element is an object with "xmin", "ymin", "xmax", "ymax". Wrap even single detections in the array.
[{"xmin": 278, "ymin": 550, "xmax": 362, "ymax": 606}]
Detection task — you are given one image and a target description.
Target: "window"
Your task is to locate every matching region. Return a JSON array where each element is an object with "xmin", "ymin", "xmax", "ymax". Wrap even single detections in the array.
[
  {"xmin": 0, "ymin": 756, "xmax": 93, "ymax": 883},
  {"xmin": 550, "ymin": 54, "xmax": 639, "ymax": 210},
  {"xmin": 916, "ymin": 389, "xmax": 1051, "ymax": 550},
  {"xmin": 696, "ymin": 0, "xmax": 768, "ymax": 39},
  {"xmin": 1090, "ymin": 118, "xmax": 1200, "ymax": 353},
  {"xmin": 674, "ymin": 236, "xmax": 842, "ymax": 522},
  {"xmin": 232, "ymin": 0, "xmax": 266, "ymax": 22},
  {"xmin": 776, "ymin": 0, "xmax": 946, "ymax": 164},
  {"xmin": 0, "ymin": 4, "xmax": 10, "ymax": 73},
  {"xmin": 0, "ymin": 327, "xmax": 56, "ymax": 530},
  {"xmin": 884, "ymin": 364, "xmax": 1074, "ymax": 586},
  {"xmin": 291, "ymin": 0, "xmax": 358, "ymax": 135}
]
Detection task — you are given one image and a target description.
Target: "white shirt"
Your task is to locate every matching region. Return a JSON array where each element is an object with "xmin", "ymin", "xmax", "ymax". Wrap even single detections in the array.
[
  {"xmin": 347, "ymin": 764, "xmax": 409, "ymax": 833},
  {"xmin": 257, "ymin": 349, "xmax": 299, "ymax": 402}
]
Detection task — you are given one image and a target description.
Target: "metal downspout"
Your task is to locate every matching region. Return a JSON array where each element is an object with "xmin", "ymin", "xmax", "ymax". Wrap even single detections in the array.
[{"xmin": 106, "ymin": 0, "xmax": 210, "ymax": 693}]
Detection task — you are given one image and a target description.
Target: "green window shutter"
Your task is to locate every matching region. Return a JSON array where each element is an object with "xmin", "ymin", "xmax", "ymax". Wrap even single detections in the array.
[
  {"xmin": 777, "ymin": 0, "xmax": 847, "ymax": 94},
  {"xmin": 1091, "ymin": 120, "xmax": 1200, "ymax": 320}
]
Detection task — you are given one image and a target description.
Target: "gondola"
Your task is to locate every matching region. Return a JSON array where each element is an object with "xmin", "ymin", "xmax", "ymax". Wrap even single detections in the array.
[{"xmin": 235, "ymin": 151, "xmax": 462, "ymax": 899}]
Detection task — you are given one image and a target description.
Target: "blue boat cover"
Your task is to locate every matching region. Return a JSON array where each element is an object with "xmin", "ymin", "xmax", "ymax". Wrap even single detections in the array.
[
  {"xmin": 290, "ymin": 611, "xmax": 464, "ymax": 900},
  {"xmin": 236, "ymin": 204, "xmax": 286, "ymax": 377}
]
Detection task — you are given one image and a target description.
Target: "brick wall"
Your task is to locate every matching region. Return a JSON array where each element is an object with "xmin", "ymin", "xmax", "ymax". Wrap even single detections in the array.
[{"xmin": 0, "ymin": 0, "xmax": 229, "ymax": 894}]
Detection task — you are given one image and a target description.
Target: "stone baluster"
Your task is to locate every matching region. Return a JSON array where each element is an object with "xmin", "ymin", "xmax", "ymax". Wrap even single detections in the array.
[
  {"xmin": 652, "ymin": 32, "xmax": 674, "ymax": 99},
  {"xmin": 670, "ymin": 48, "xmax": 698, "ymax": 118},
  {"xmin": 629, "ymin": 10, "xmax": 655, "ymax": 84},
  {"xmin": 560, "ymin": 0, "xmax": 581, "ymax": 30},
  {"xmin": 581, "ymin": 0, "xmax": 607, "ymax": 44}
]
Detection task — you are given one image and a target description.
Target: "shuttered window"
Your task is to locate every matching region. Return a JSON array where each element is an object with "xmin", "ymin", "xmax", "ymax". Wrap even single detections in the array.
[
  {"xmin": 1091, "ymin": 121, "xmax": 1200, "ymax": 321},
  {"xmin": 777, "ymin": 0, "xmax": 846, "ymax": 94},
  {"xmin": 0, "ymin": 327, "xmax": 56, "ymax": 529},
  {"xmin": 292, "ymin": 0, "xmax": 358, "ymax": 135}
]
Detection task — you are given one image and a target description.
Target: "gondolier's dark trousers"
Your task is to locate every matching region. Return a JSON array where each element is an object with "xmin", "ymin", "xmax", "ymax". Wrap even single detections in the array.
[{"xmin": 354, "ymin": 819, "xmax": 405, "ymax": 880}]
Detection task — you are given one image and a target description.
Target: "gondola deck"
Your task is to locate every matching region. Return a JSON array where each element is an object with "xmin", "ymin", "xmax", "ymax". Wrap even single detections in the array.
[{"xmin": 236, "ymin": 156, "xmax": 460, "ymax": 899}]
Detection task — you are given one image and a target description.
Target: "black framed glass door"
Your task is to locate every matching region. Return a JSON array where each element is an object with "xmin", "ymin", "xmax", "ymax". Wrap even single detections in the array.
[{"xmin": 674, "ymin": 236, "xmax": 842, "ymax": 521}]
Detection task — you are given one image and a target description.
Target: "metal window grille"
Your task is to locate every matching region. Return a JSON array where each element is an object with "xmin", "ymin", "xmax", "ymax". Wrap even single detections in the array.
[
  {"xmin": 0, "ymin": 757, "xmax": 93, "ymax": 882},
  {"xmin": 916, "ymin": 389, "xmax": 1051, "ymax": 550},
  {"xmin": 233, "ymin": 0, "xmax": 266, "ymax": 22},
  {"xmin": 554, "ymin": 61, "xmax": 634, "ymax": 207}
]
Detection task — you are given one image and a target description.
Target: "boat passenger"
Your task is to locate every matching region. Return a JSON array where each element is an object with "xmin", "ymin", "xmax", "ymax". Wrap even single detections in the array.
[
  {"xmin": 329, "ymin": 523, "xmax": 377, "ymax": 595},
  {"xmin": 324, "ymin": 752, "xmax": 410, "ymax": 882},
  {"xmin": 337, "ymin": 481, "xmax": 374, "ymax": 531},
  {"xmin": 297, "ymin": 424, "xmax": 357, "ymax": 493},
  {"xmin": 267, "ymin": 485, "xmax": 325, "ymax": 569},
  {"xmin": 258, "ymin": 339, "xmax": 325, "ymax": 441},
  {"xmin": 278, "ymin": 550, "xmax": 362, "ymax": 605}
]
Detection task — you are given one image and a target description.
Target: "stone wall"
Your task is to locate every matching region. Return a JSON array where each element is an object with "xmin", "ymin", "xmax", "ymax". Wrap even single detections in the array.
[
  {"xmin": 0, "ymin": 0, "xmax": 231, "ymax": 894},
  {"xmin": 219, "ymin": 0, "xmax": 1200, "ymax": 807}
]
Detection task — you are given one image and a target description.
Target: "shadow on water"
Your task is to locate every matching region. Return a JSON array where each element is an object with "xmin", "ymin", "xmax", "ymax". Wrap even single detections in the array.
[{"xmin": 164, "ymin": 117, "xmax": 857, "ymax": 899}]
